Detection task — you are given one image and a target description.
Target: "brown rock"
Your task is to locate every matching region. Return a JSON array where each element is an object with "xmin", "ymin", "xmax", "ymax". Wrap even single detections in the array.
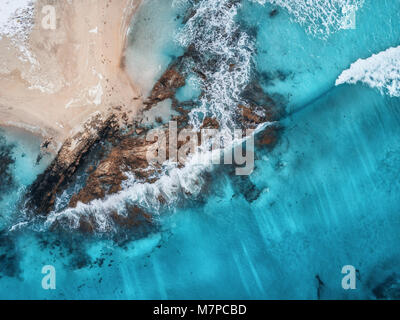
[
  {"xmin": 135, "ymin": 128, "xmax": 144, "ymax": 135},
  {"xmin": 146, "ymin": 68, "xmax": 186, "ymax": 107},
  {"xmin": 201, "ymin": 117, "xmax": 220, "ymax": 129},
  {"xmin": 27, "ymin": 113, "xmax": 119, "ymax": 214},
  {"xmin": 238, "ymin": 104, "xmax": 267, "ymax": 124},
  {"xmin": 68, "ymin": 135, "xmax": 160, "ymax": 208},
  {"xmin": 256, "ymin": 126, "xmax": 281, "ymax": 149},
  {"xmin": 110, "ymin": 206, "xmax": 152, "ymax": 229}
]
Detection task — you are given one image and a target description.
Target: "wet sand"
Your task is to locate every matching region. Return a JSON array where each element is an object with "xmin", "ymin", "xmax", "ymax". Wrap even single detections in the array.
[{"xmin": 0, "ymin": 0, "xmax": 143, "ymax": 151}]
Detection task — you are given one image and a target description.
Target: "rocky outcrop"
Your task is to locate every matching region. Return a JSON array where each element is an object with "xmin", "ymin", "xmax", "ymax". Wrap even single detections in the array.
[
  {"xmin": 145, "ymin": 68, "xmax": 186, "ymax": 107},
  {"xmin": 201, "ymin": 117, "xmax": 220, "ymax": 129},
  {"xmin": 33, "ymin": 63, "xmax": 282, "ymax": 216},
  {"xmin": 240, "ymin": 81, "xmax": 284, "ymax": 123},
  {"xmin": 27, "ymin": 34, "xmax": 284, "ymax": 235},
  {"xmin": 0, "ymin": 134, "xmax": 15, "ymax": 199},
  {"xmin": 27, "ymin": 113, "xmax": 119, "ymax": 214},
  {"xmin": 67, "ymin": 66, "xmax": 188, "ymax": 209},
  {"xmin": 69, "ymin": 133, "xmax": 160, "ymax": 207},
  {"xmin": 256, "ymin": 125, "xmax": 282, "ymax": 149}
]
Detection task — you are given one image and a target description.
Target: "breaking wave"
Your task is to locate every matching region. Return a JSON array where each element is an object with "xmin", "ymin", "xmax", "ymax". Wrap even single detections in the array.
[
  {"xmin": 30, "ymin": 0, "xmax": 264, "ymax": 234},
  {"xmin": 252, "ymin": 0, "xmax": 364, "ymax": 38},
  {"xmin": 336, "ymin": 45, "xmax": 400, "ymax": 97},
  {"xmin": 176, "ymin": 0, "xmax": 254, "ymax": 129}
]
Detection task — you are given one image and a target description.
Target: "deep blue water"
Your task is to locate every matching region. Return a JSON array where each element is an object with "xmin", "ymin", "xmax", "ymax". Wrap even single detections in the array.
[{"xmin": 1, "ymin": 0, "xmax": 400, "ymax": 299}]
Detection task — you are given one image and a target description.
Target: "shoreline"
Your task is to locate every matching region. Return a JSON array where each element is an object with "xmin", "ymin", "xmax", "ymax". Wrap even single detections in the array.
[
  {"xmin": 9, "ymin": 0, "xmax": 283, "ymax": 229},
  {"xmin": 0, "ymin": 0, "xmax": 143, "ymax": 152}
]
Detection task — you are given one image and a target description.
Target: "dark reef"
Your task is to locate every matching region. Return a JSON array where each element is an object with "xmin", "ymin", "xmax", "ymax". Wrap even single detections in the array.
[
  {"xmin": 372, "ymin": 273, "xmax": 400, "ymax": 299},
  {"xmin": 0, "ymin": 231, "xmax": 21, "ymax": 279},
  {"xmin": 0, "ymin": 134, "xmax": 16, "ymax": 200}
]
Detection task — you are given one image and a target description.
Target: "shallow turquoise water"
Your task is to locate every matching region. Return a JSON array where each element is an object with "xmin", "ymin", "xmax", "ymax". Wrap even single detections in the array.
[
  {"xmin": 0, "ymin": 128, "xmax": 50, "ymax": 229},
  {"xmin": 241, "ymin": 0, "xmax": 400, "ymax": 112},
  {"xmin": 1, "ymin": 0, "xmax": 400, "ymax": 299}
]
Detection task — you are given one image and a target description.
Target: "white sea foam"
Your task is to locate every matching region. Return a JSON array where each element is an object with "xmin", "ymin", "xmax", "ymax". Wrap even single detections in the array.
[
  {"xmin": 176, "ymin": 0, "xmax": 254, "ymax": 129},
  {"xmin": 0, "ymin": 0, "xmax": 36, "ymax": 41},
  {"xmin": 335, "ymin": 45, "xmax": 400, "ymax": 97},
  {"xmin": 252, "ymin": 0, "xmax": 364, "ymax": 38},
  {"xmin": 38, "ymin": 0, "xmax": 269, "ymax": 233}
]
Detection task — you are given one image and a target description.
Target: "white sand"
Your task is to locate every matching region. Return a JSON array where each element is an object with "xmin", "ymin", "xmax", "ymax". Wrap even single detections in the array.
[{"xmin": 0, "ymin": 0, "xmax": 144, "ymax": 150}]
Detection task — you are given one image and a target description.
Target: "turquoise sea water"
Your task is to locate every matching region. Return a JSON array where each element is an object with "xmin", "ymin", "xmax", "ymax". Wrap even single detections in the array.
[{"xmin": 1, "ymin": 0, "xmax": 400, "ymax": 299}]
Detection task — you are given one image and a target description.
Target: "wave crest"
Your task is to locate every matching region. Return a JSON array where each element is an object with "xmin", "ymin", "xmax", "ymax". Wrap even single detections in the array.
[
  {"xmin": 252, "ymin": 0, "xmax": 364, "ymax": 38},
  {"xmin": 336, "ymin": 45, "xmax": 400, "ymax": 97}
]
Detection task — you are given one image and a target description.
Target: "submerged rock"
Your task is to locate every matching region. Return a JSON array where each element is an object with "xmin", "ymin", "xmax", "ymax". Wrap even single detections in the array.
[
  {"xmin": 231, "ymin": 174, "xmax": 262, "ymax": 203},
  {"xmin": 269, "ymin": 9, "xmax": 279, "ymax": 18},
  {"xmin": 0, "ymin": 231, "xmax": 20, "ymax": 279},
  {"xmin": 256, "ymin": 125, "xmax": 282, "ymax": 149},
  {"xmin": 372, "ymin": 273, "xmax": 400, "ymax": 299},
  {"xmin": 0, "ymin": 134, "xmax": 15, "ymax": 199}
]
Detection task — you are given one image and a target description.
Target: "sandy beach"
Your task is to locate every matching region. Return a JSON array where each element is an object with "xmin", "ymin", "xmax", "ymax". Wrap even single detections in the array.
[{"xmin": 0, "ymin": 0, "xmax": 143, "ymax": 151}]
